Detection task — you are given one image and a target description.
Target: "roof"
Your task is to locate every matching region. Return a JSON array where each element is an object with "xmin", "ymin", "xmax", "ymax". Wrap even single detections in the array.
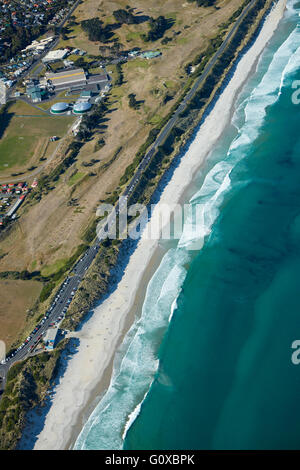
[
  {"xmin": 43, "ymin": 48, "xmax": 68, "ymax": 62},
  {"xmin": 31, "ymin": 91, "xmax": 42, "ymax": 100},
  {"xmin": 80, "ymin": 90, "xmax": 92, "ymax": 97},
  {"xmin": 44, "ymin": 328, "xmax": 58, "ymax": 343},
  {"xmin": 27, "ymin": 85, "xmax": 40, "ymax": 94},
  {"xmin": 73, "ymin": 101, "xmax": 92, "ymax": 113},
  {"xmin": 51, "ymin": 102, "xmax": 69, "ymax": 112},
  {"xmin": 46, "ymin": 68, "xmax": 86, "ymax": 88}
]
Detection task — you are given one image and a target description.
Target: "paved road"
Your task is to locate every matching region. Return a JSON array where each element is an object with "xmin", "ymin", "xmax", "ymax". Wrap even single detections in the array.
[
  {"xmin": 0, "ymin": 0, "xmax": 260, "ymax": 391},
  {"xmin": 7, "ymin": 0, "xmax": 82, "ymax": 99},
  {"xmin": 122, "ymin": 0, "xmax": 259, "ymax": 200},
  {"xmin": 0, "ymin": 245, "xmax": 99, "ymax": 389}
]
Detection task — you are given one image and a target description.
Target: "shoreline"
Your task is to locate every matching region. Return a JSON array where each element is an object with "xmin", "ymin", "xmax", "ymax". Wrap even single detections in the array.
[{"xmin": 21, "ymin": 0, "xmax": 287, "ymax": 450}]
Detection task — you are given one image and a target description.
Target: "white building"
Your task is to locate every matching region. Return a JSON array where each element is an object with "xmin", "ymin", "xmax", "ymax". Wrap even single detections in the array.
[
  {"xmin": 42, "ymin": 49, "xmax": 69, "ymax": 63},
  {"xmin": 0, "ymin": 81, "xmax": 7, "ymax": 105},
  {"xmin": 44, "ymin": 328, "xmax": 58, "ymax": 351}
]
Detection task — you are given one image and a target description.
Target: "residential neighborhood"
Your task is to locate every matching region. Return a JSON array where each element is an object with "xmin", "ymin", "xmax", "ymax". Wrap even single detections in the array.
[
  {"xmin": 0, "ymin": 0, "xmax": 77, "ymax": 86},
  {"xmin": 0, "ymin": 180, "xmax": 33, "ymax": 226}
]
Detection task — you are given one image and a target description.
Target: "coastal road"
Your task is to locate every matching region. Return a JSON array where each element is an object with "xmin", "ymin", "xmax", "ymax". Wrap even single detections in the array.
[
  {"xmin": 0, "ymin": 245, "xmax": 99, "ymax": 388},
  {"xmin": 0, "ymin": 0, "xmax": 261, "ymax": 392},
  {"xmin": 120, "ymin": 0, "xmax": 260, "ymax": 200}
]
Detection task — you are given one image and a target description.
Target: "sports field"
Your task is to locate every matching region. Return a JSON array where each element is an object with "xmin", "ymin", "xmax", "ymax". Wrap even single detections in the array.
[{"xmin": 0, "ymin": 101, "xmax": 75, "ymax": 176}]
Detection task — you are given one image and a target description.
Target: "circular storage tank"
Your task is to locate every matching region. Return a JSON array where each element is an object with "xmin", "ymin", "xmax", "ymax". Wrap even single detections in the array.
[
  {"xmin": 73, "ymin": 101, "xmax": 92, "ymax": 114},
  {"xmin": 50, "ymin": 102, "xmax": 69, "ymax": 114}
]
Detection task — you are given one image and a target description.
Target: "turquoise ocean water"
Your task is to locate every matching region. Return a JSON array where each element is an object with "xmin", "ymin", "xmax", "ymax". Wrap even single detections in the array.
[{"xmin": 75, "ymin": 0, "xmax": 300, "ymax": 450}]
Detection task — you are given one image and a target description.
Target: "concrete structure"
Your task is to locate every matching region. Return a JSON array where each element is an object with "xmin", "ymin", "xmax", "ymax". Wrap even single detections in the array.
[
  {"xmin": 73, "ymin": 101, "xmax": 92, "ymax": 114},
  {"xmin": 42, "ymin": 48, "xmax": 69, "ymax": 63},
  {"xmin": 44, "ymin": 328, "xmax": 58, "ymax": 351},
  {"xmin": 46, "ymin": 68, "xmax": 86, "ymax": 90},
  {"xmin": 50, "ymin": 102, "xmax": 69, "ymax": 114},
  {"xmin": 0, "ymin": 81, "xmax": 7, "ymax": 105},
  {"xmin": 27, "ymin": 85, "xmax": 44, "ymax": 102}
]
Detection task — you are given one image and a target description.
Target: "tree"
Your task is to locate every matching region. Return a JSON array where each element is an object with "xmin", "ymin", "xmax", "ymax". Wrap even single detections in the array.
[
  {"xmin": 74, "ymin": 57, "xmax": 88, "ymax": 69},
  {"xmin": 115, "ymin": 63, "xmax": 124, "ymax": 86},
  {"xmin": 143, "ymin": 16, "xmax": 172, "ymax": 42},
  {"xmin": 128, "ymin": 93, "xmax": 140, "ymax": 110},
  {"xmin": 113, "ymin": 9, "xmax": 137, "ymax": 24},
  {"xmin": 81, "ymin": 18, "xmax": 112, "ymax": 42},
  {"xmin": 187, "ymin": 0, "xmax": 216, "ymax": 6}
]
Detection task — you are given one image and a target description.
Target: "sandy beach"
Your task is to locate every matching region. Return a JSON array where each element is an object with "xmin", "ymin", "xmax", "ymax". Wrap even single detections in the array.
[{"xmin": 22, "ymin": 0, "xmax": 286, "ymax": 450}]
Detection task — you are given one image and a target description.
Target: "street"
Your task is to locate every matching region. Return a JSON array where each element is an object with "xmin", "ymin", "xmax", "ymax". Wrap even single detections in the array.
[{"xmin": 0, "ymin": 0, "xmax": 259, "ymax": 391}]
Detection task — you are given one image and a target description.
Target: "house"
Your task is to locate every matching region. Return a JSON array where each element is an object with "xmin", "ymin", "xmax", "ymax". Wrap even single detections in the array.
[{"xmin": 43, "ymin": 327, "xmax": 58, "ymax": 350}]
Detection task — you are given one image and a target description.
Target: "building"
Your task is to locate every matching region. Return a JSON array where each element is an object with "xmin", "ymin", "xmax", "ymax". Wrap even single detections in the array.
[
  {"xmin": 43, "ymin": 328, "xmax": 58, "ymax": 351},
  {"xmin": 73, "ymin": 101, "xmax": 92, "ymax": 114},
  {"xmin": 80, "ymin": 90, "xmax": 92, "ymax": 101},
  {"xmin": 27, "ymin": 85, "xmax": 44, "ymax": 102},
  {"xmin": 42, "ymin": 48, "xmax": 69, "ymax": 63},
  {"xmin": 50, "ymin": 102, "xmax": 69, "ymax": 114},
  {"xmin": 31, "ymin": 91, "xmax": 42, "ymax": 103},
  {"xmin": 45, "ymin": 68, "xmax": 86, "ymax": 91},
  {"xmin": 6, "ymin": 195, "xmax": 26, "ymax": 218}
]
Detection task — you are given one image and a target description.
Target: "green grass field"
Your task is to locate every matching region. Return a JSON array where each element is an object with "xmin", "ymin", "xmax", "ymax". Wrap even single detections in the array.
[
  {"xmin": 41, "ymin": 258, "xmax": 68, "ymax": 277},
  {"xmin": 0, "ymin": 101, "xmax": 75, "ymax": 174},
  {"xmin": 0, "ymin": 135, "xmax": 35, "ymax": 170},
  {"xmin": 68, "ymin": 171, "xmax": 85, "ymax": 186}
]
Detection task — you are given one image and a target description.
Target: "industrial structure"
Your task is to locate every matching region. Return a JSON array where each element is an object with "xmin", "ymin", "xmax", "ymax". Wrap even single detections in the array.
[
  {"xmin": 45, "ymin": 68, "xmax": 87, "ymax": 91},
  {"xmin": 26, "ymin": 84, "xmax": 44, "ymax": 102},
  {"xmin": 50, "ymin": 102, "xmax": 69, "ymax": 114},
  {"xmin": 73, "ymin": 101, "xmax": 92, "ymax": 114}
]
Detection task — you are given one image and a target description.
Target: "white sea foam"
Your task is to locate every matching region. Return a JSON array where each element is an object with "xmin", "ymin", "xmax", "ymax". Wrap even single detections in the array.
[
  {"xmin": 74, "ymin": 249, "xmax": 187, "ymax": 450},
  {"xmin": 74, "ymin": 0, "xmax": 298, "ymax": 452},
  {"xmin": 177, "ymin": 18, "xmax": 300, "ymax": 252},
  {"xmin": 169, "ymin": 298, "xmax": 178, "ymax": 323}
]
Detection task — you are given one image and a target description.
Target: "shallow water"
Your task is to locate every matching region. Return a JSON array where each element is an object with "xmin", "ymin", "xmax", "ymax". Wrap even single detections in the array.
[{"xmin": 75, "ymin": 0, "xmax": 300, "ymax": 450}]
